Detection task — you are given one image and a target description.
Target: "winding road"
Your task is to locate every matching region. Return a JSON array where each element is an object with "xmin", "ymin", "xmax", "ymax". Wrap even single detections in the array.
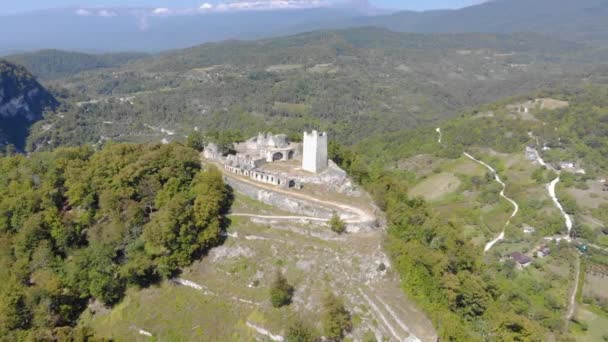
[
  {"xmin": 527, "ymin": 145, "xmax": 583, "ymax": 325},
  {"xmin": 229, "ymin": 213, "xmax": 330, "ymax": 222},
  {"xmin": 434, "ymin": 127, "xmax": 520, "ymax": 252},
  {"xmin": 463, "ymin": 152, "xmax": 519, "ymax": 252},
  {"xmin": 440, "ymin": 130, "xmax": 587, "ymax": 327},
  {"xmin": 529, "ymin": 147, "xmax": 574, "ymax": 237},
  {"xmin": 215, "ymin": 163, "xmax": 376, "ymax": 225}
]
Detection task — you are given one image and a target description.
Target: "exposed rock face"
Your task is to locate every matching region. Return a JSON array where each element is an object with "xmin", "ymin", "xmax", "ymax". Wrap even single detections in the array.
[
  {"xmin": 295, "ymin": 160, "xmax": 360, "ymax": 195},
  {"xmin": 0, "ymin": 60, "xmax": 58, "ymax": 150}
]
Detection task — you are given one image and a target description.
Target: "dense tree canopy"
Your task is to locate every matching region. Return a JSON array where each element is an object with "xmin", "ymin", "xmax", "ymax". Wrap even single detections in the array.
[{"xmin": 0, "ymin": 143, "xmax": 231, "ymax": 339}]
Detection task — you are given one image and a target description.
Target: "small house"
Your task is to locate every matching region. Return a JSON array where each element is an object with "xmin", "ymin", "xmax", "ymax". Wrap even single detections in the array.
[
  {"xmin": 560, "ymin": 162, "xmax": 576, "ymax": 169},
  {"xmin": 509, "ymin": 252, "xmax": 532, "ymax": 269},
  {"xmin": 522, "ymin": 225, "xmax": 536, "ymax": 234},
  {"xmin": 536, "ymin": 246, "xmax": 551, "ymax": 258}
]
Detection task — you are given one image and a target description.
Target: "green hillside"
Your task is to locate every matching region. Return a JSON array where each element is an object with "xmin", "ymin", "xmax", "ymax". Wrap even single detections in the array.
[
  {"xmin": 2, "ymin": 20, "xmax": 608, "ymax": 341},
  {"xmin": 320, "ymin": 75, "xmax": 608, "ymax": 341},
  {"xmin": 25, "ymin": 28, "xmax": 606, "ymax": 151},
  {"xmin": 350, "ymin": 0, "xmax": 608, "ymax": 47},
  {"xmin": 6, "ymin": 50, "xmax": 149, "ymax": 80}
]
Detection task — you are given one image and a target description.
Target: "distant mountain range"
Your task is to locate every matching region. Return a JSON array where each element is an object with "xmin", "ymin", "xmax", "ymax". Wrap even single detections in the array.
[
  {"xmin": 350, "ymin": 0, "xmax": 608, "ymax": 46},
  {"xmin": 1, "ymin": 0, "xmax": 607, "ymax": 54}
]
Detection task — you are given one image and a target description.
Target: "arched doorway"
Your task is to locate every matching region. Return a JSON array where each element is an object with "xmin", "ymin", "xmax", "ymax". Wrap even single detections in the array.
[
  {"xmin": 272, "ymin": 152, "xmax": 284, "ymax": 161},
  {"xmin": 288, "ymin": 150, "xmax": 295, "ymax": 159}
]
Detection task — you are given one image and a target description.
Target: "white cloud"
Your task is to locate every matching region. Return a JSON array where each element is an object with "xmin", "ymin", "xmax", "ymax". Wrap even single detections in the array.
[
  {"xmin": 75, "ymin": 9, "xmax": 92, "ymax": 16},
  {"xmin": 200, "ymin": 3, "xmax": 214, "ymax": 10},
  {"xmin": 212, "ymin": 0, "xmax": 327, "ymax": 12},
  {"xmin": 98, "ymin": 9, "xmax": 118, "ymax": 17},
  {"xmin": 153, "ymin": 7, "xmax": 171, "ymax": 15},
  {"xmin": 76, "ymin": 0, "xmax": 329, "ymax": 21}
]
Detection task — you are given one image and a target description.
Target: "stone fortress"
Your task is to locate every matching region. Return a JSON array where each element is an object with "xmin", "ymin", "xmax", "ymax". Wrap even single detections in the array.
[{"xmin": 204, "ymin": 131, "xmax": 355, "ymax": 193}]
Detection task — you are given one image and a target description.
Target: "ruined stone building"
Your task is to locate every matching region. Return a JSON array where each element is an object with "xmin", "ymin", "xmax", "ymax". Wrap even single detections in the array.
[{"xmin": 204, "ymin": 131, "xmax": 330, "ymax": 188}]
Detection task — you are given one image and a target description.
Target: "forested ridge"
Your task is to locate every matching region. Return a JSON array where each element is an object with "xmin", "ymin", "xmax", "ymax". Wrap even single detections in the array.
[
  {"xmin": 24, "ymin": 27, "xmax": 607, "ymax": 151},
  {"xmin": 0, "ymin": 143, "xmax": 231, "ymax": 339},
  {"xmin": 6, "ymin": 50, "xmax": 149, "ymax": 80}
]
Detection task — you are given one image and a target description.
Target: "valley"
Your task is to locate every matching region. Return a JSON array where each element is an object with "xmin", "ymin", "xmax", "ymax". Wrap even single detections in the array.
[{"xmin": 16, "ymin": 28, "xmax": 605, "ymax": 151}]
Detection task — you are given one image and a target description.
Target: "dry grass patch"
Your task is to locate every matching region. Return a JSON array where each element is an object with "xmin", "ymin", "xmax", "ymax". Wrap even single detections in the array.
[
  {"xmin": 266, "ymin": 64, "xmax": 303, "ymax": 72},
  {"xmin": 409, "ymin": 173, "xmax": 461, "ymax": 201}
]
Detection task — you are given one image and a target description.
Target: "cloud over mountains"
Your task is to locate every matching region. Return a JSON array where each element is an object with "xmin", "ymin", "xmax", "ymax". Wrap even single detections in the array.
[{"xmin": 75, "ymin": 0, "xmax": 333, "ymax": 18}]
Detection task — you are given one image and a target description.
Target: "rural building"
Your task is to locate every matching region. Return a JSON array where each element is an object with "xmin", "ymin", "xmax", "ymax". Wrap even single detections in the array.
[
  {"xmin": 522, "ymin": 225, "xmax": 536, "ymax": 234},
  {"xmin": 536, "ymin": 246, "xmax": 551, "ymax": 258},
  {"xmin": 509, "ymin": 252, "xmax": 532, "ymax": 269}
]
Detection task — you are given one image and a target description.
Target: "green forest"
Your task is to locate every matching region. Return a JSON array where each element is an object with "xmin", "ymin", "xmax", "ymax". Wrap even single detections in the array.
[
  {"xmin": 0, "ymin": 143, "xmax": 231, "ymax": 340},
  {"xmin": 16, "ymin": 27, "xmax": 607, "ymax": 151}
]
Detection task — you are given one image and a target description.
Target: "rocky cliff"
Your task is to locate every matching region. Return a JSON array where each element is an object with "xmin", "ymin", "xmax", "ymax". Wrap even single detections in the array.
[{"xmin": 0, "ymin": 60, "xmax": 58, "ymax": 150}]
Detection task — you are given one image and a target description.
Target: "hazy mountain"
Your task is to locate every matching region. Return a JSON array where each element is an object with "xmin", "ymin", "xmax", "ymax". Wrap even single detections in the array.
[
  {"xmin": 0, "ymin": 61, "xmax": 58, "ymax": 150},
  {"xmin": 350, "ymin": 0, "xmax": 608, "ymax": 46},
  {"xmin": 2, "ymin": 0, "xmax": 606, "ymax": 54},
  {"xmin": 0, "ymin": 7, "xmax": 365, "ymax": 54}
]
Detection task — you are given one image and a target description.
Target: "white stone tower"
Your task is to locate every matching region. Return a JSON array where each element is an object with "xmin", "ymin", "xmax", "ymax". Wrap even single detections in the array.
[{"xmin": 302, "ymin": 130, "xmax": 328, "ymax": 173}]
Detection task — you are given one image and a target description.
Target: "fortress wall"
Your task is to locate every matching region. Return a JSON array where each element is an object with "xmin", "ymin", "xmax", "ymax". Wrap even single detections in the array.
[{"xmin": 225, "ymin": 177, "xmax": 335, "ymax": 219}]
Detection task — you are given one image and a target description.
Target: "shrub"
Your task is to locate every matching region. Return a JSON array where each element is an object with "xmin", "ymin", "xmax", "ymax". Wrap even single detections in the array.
[
  {"xmin": 329, "ymin": 212, "xmax": 347, "ymax": 234},
  {"xmin": 322, "ymin": 292, "xmax": 352, "ymax": 341},
  {"xmin": 269, "ymin": 271, "xmax": 294, "ymax": 308},
  {"xmin": 285, "ymin": 320, "xmax": 317, "ymax": 342}
]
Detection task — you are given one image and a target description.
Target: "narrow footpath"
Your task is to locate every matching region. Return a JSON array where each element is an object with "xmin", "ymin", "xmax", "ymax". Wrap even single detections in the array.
[
  {"xmin": 566, "ymin": 254, "xmax": 581, "ymax": 323},
  {"xmin": 463, "ymin": 152, "xmax": 519, "ymax": 252}
]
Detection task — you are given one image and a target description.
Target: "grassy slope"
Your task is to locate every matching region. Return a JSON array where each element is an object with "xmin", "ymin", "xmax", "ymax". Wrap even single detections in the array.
[{"xmin": 81, "ymin": 191, "xmax": 436, "ymax": 341}]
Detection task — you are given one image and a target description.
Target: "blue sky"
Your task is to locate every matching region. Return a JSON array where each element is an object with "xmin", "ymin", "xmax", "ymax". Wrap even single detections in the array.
[{"xmin": 1, "ymin": 0, "xmax": 483, "ymax": 14}]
